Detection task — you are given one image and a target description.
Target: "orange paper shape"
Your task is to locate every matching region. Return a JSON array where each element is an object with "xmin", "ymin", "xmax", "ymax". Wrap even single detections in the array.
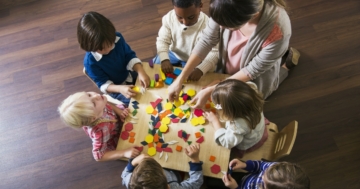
[
  {"xmin": 195, "ymin": 132, "xmax": 201, "ymax": 138},
  {"xmin": 148, "ymin": 142, "xmax": 154, "ymax": 148},
  {"xmin": 176, "ymin": 145, "xmax": 182, "ymax": 152},
  {"xmin": 209, "ymin": 155, "xmax": 216, "ymax": 162},
  {"xmin": 129, "ymin": 132, "xmax": 136, "ymax": 137},
  {"xmin": 129, "ymin": 137, "xmax": 135, "ymax": 143}
]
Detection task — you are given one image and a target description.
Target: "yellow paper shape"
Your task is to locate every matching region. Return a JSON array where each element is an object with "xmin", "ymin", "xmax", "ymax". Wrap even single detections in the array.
[
  {"xmin": 145, "ymin": 134, "xmax": 154, "ymax": 143},
  {"xmin": 148, "ymin": 147, "xmax": 156, "ymax": 156},
  {"xmin": 190, "ymin": 118, "xmax": 199, "ymax": 126},
  {"xmin": 174, "ymin": 100, "xmax": 181, "ymax": 107},
  {"xmin": 187, "ymin": 89, "xmax": 196, "ymax": 97},
  {"xmin": 146, "ymin": 106, "xmax": 154, "ymax": 114},
  {"xmin": 132, "ymin": 86, "xmax": 140, "ymax": 93},
  {"xmin": 165, "ymin": 102, "xmax": 173, "ymax": 110},
  {"xmin": 159, "ymin": 124, "xmax": 168, "ymax": 133},
  {"xmin": 162, "ymin": 117, "xmax": 171, "ymax": 124},
  {"xmin": 186, "ymin": 111, "xmax": 191, "ymax": 118},
  {"xmin": 179, "ymin": 98, "xmax": 185, "ymax": 105},
  {"xmin": 173, "ymin": 108, "xmax": 182, "ymax": 116},
  {"xmin": 198, "ymin": 116, "xmax": 206, "ymax": 125}
]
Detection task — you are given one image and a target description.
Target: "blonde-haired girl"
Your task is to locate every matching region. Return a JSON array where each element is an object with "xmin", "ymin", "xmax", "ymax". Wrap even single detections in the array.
[
  {"xmin": 203, "ymin": 79, "xmax": 267, "ymax": 157},
  {"xmin": 58, "ymin": 91, "xmax": 140, "ymax": 161}
]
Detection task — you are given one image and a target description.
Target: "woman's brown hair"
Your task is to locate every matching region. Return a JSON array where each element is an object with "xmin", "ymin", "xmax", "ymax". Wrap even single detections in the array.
[
  {"xmin": 129, "ymin": 158, "xmax": 168, "ymax": 189},
  {"xmin": 211, "ymin": 79, "xmax": 264, "ymax": 129},
  {"xmin": 77, "ymin": 11, "xmax": 116, "ymax": 52}
]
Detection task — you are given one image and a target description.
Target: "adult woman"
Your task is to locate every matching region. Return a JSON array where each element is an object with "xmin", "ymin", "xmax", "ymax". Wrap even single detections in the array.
[{"xmin": 168, "ymin": 0, "xmax": 299, "ymax": 107}]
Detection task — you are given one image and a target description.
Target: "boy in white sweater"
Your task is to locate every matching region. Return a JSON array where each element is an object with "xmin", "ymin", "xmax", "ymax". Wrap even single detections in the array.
[{"xmin": 154, "ymin": 0, "xmax": 218, "ymax": 81}]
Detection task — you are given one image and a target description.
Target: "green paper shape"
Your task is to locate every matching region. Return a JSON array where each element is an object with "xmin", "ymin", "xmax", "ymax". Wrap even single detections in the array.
[
  {"xmin": 158, "ymin": 131, "xmax": 163, "ymax": 137},
  {"xmin": 200, "ymin": 128, "xmax": 205, "ymax": 133},
  {"xmin": 132, "ymin": 109, "xmax": 138, "ymax": 116},
  {"xmin": 148, "ymin": 129, "xmax": 152, "ymax": 134},
  {"xmin": 187, "ymin": 141, "xmax": 192, "ymax": 145}
]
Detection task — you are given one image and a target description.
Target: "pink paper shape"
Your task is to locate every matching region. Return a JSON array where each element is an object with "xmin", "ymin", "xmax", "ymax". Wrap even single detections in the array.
[
  {"xmin": 163, "ymin": 147, "xmax": 173, "ymax": 153},
  {"xmin": 154, "ymin": 122, "xmax": 161, "ymax": 129},
  {"xmin": 178, "ymin": 130, "xmax": 183, "ymax": 138},
  {"xmin": 156, "ymin": 147, "xmax": 163, "ymax": 152},
  {"xmin": 121, "ymin": 131, "xmax": 129, "ymax": 140},
  {"xmin": 124, "ymin": 123, "xmax": 133, "ymax": 131},
  {"xmin": 171, "ymin": 118, "xmax": 180, "ymax": 123},
  {"xmin": 196, "ymin": 136, "xmax": 204, "ymax": 143},
  {"xmin": 211, "ymin": 164, "xmax": 221, "ymax": 174},
  {"xmin": 194, "ymin": 109, "xmax": 203, "ymax": 117}
]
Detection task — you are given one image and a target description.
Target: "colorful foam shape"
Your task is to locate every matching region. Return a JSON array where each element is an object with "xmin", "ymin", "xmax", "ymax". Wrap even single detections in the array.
[
  {"xmin": 211, "ymin": 164, "xmax": 221, "ymax": 174},
  {"xmin": 132, "ymin": 86, "xmax": 140, "ymax": 93},
  {"xmin": 124, "ymin": 123, "xmax": 133, "ymax": 131},
  {"xmin": 196, "ymin": 136, "xmax": 204, "ymax": 143},
  {"xmin": 148, "ymin": 147, "xmax": 156, "ymax": 156},
  {"xmin": 145, "ymin": 134, "xmax": 154, "ymax": 143},
  {"xmin": 176, "ymin": 145, "xmax": 182, "ymax": 152},
  {"xmin": 150, "ymin": 80, "xmax": 155, "ymax": 88},
  {"xmin": 155, "ymin": 74, "xmax": 159, "ymax": 82},
  {"xmin": 195, "ymin": 132, "xmax": 201, "ymax": 138},
  {"xmin": 146, "ymin": 106, "xmax": 154, "ymax": 114},
  {"xmin": 121, "ymin": 131, "xmax": 129, "ymax": 140},
  {"xmin": 194, "ymin": 109, "xmax": 203, "ymax": 117},
  {"xmin": 186, "ymin": 89, "xmax": 196, "ymax": 97},
  {"xmin": 149, "ymin": 59, "xmax": 154, "ymax": 68},
  {"xmin": 160, "ymin": 69, "xmax": 166, "ymax": 80},
  {"xmin": 163, "ymin": 147, "xmax": 173, "ymax": 153},
  {"xmin": 165, "ymin": 77, "xmax": 174, "ymax": 85},
  {"xmin": 173, "ymin": 68, "xmax": 182, "ymax": 76}
]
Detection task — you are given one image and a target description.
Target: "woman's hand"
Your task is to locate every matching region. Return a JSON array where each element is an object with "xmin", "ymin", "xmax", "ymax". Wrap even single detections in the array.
[
  {"xmin": 189, "ymin": 87, "xmax": 213, "ymax": 109},
  {"xmin": 137, "ymin": 71, "xmax": 150, "ymax": 88}
]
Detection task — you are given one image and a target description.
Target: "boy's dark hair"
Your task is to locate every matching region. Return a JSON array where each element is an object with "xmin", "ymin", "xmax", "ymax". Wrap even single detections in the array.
[
  {"xmin": 77, "ymin": 11, "xmax": 116, "ymax": 52},
  {"xmin": 129, "ymin": 158, "xmax": 168, "ymax": 189},
  {"xmin": 172, "ymin": 0, "xmax": 202, "ymax": 8}
]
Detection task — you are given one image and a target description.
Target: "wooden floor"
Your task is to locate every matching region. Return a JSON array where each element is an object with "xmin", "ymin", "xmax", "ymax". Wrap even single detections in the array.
[{"xmin": 0, "ymin": 0, "xmax": 359, "ymax": 188}]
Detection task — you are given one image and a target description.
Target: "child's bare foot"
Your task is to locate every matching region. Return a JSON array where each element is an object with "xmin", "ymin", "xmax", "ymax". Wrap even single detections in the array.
[{"xmin": 161, "ymin": 60, "xmax": 174, "ymax": 74}]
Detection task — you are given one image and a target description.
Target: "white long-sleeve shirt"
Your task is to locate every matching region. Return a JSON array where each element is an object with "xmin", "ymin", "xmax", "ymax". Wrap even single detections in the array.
[{"xmin": 156, "ymin": 10, "xmax": 218, "ymax": 74}]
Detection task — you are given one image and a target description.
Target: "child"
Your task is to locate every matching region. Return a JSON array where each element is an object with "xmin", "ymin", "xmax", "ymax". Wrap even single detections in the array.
[
  {"xmin": 121, "ymin": 144, "xmax": 203, "ymax": 189},
  {"xmin": 154, "ymin": 0, "xmax": 218, "ymax": 81},
  {"xmin": 203, "ymin": 79, "xmax": 267, "ymax": 158},
  {"xmin": 58, "ymin": 91, "xmax": 140, "ymax": 161},
  {"xmin": 77, "ymin": 11, "xmax": 150, "ymax": 105},
  {"xmin": 221, "ymin": 159, "xmax": 310, "ymax": 189}
]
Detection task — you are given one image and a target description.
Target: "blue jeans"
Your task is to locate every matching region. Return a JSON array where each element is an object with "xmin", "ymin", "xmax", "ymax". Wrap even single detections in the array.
[
  {"xmin": 109, "ymin": 71, "xmax": 138, "ymax": 106},
  {"xmin": 153, "ymin": 51, "xmax": 186, "ymax": 68}
]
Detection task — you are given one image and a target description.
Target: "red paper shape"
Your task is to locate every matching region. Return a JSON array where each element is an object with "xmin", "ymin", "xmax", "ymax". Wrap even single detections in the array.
[
  {"xmin": 196, "ymin": 136, "xmax": 204, "ymax": 143},
  {"xmin": 171, "ymin": 118, "xmax": 180, "ymax": 123},
  {"xmin": 150, "ymin": 101, "xmax": 157, "ymax": 108},
  {"xmin": 154, "ymin": 122, "xmax": 161, "ymax": 129},
  {"xmin": 120, "ymin": 131, "xmax": 129, "ymax": 140},
  {"xmin": 124, "ymin": 123, "xmax": 133, "ymax": 131},
  {"xmin": 211, "ymin": 164, "xmax": 221, "ymax": 174},
  {"xmin": 194, "ymin": 109, "xmax": 203, "ymax": 117},
  {"xmin": 156, "ymin": 147, "xmax": 163, "ymax": 152},
  {"xmin": 135, "ymin": 146, "xmax": 143, "ymax": 152},
  {"xmin": 178, "ymin": 130, "xmax": 183, "ymax": 138},
  {"xmin": 182, "ymin": 94, "xmax": 188, "ymax": 102},
  {"xmin": 163, "ymin": 147, "xmax": 173, "ymax": 153}
]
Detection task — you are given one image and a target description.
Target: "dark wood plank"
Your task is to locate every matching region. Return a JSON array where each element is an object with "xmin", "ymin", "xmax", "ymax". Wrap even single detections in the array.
[{"xmin": 0, "ymin": 0, "xmax": 359, "ymax": 188}]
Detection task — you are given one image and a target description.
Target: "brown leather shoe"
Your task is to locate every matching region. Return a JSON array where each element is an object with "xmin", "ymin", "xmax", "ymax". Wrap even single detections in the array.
[{"xmin": 285, "ymin": 47, "xmax": 300, "ymax": 69}]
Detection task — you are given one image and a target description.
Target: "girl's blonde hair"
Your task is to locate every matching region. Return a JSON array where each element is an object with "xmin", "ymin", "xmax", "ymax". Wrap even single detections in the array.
[
  {"xmin": 212, "ymin": 79, "xmax": 264, "ymax": 129},
  {"xmin": 262, "ymin": 162, "xmax": 310, "ymax": 189},
  {"xmin": 58, "ymin": 92, "xmax": 96, "ymax": 128}
]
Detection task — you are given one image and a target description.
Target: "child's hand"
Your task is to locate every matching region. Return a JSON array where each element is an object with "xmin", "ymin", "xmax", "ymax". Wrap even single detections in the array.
[
  {"xmin": 161, "ymin": 60, "xmax": 173, "ymax": 74},
  {"xmin": 222, "ymin": 174, "xmax": 238, "ymax": 189},
  {"xmin": 119, "ymin": 108, "xmax": 130, "ymax": 122},
  {"xmin": 189, "ymin": 87, "xmax": 212, "ymax": 109},
  {"xmin": 184, "ymin": 144, "xmax": 200, "ymax": 163},
  {"xmin": 229, "ymin": 159, "xmax": 246, "ymax": 171},
  {"xmin": 123, "ymin": 146, "xmax": 141, "ymax": 159},
  {"xmin": 203, "ymin": 111, "xmax": 218, "ymax": 123},
  {"xmin": 119, "ymin": 85, "xmax": 137, "ymax": 98},
  {"xmin": 131, "ymin": 153, "xmax": 150, "ymax": 166},
  {"xmin": 187, "ymin": 68, "xmax": 203, "ymax": 82},
  {"xmin": 138, "ymin": 71, "xmax": 150, "ymax": 88}
]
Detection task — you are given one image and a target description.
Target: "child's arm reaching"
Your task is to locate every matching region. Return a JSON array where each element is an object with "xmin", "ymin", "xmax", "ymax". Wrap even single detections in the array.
[
  {"xmin": 97, "ymin": 146, "xmax": 140, "ymax": 162},
  {"xmin": 203, "ymin": 111, "xmax": 223, "ymax": 130},
  {"xmin": 169, "ymin": 144, "xmax": 203, "ymax": 189},
  {"xmin": 133, "ymin": 63, "xmax": 150, "ymax": 88}
]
